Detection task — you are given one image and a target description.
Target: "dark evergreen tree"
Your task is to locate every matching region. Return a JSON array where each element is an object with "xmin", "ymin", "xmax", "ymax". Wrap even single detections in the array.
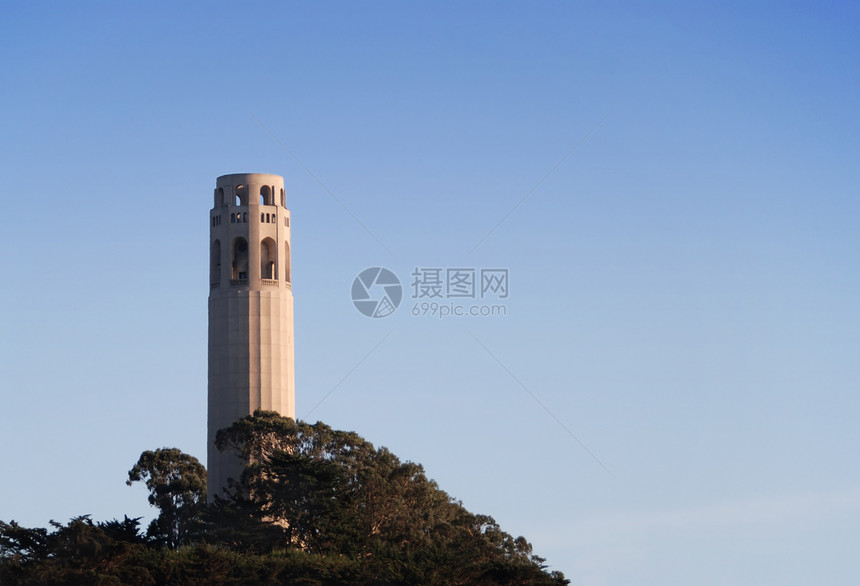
[
  {"xmin": 215, "ymin": 410, "xmax": 568, "ymax": 584},
  {"xmin": 127, "ymin": 447, "xmax": 207, "ymax": 548}
]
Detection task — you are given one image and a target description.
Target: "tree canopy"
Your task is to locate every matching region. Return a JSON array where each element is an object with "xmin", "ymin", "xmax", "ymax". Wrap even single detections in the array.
[
  {"xmin": 0, "ymin": 412, "xmax": 568, "ymax": 585},
  {"xmin": 127, "ymin": 447, "xmax": 207, "ymax": 548}
]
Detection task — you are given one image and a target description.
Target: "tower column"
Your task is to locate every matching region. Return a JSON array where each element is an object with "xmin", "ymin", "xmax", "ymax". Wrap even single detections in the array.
[{"xmin": 207, "ymin": 173, "xmax": 295, "ymax": 501}]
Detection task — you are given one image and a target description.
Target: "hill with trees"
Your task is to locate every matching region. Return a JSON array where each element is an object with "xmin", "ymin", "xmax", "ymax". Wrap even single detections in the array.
[{"xmin": 0, "ymin": 411, "xmax": 568, "ymax": 585}]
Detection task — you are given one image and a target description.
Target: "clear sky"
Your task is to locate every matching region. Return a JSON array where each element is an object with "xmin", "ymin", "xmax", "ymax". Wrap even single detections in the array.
[{"xmin": 1, "ymin": 1, "xmax": 859, "ymax": 584}]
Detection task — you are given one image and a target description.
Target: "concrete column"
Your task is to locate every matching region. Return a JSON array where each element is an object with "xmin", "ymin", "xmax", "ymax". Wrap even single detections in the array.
[{"xmin": 208, "ymin": 173, "xmax": 295, "ymax": 502}]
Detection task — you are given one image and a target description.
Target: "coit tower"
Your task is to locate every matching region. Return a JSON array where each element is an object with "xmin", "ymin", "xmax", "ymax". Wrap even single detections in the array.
[{"xmin": 207, "ymin": 173, "xmax": 295, "ymax": 501}]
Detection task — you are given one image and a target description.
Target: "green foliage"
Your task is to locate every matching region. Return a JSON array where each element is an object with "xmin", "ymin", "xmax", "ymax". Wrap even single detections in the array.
[
  {"xmin": 1, "ymin": 414, "xmax": 567, "ymax": 584},
  {"xmin": 0, "ymin": 516, "xmax": 152, "ymax": 585},
  {"xmin": 127, "ymin": 448, "xmax": 207, "ymax": 548},
  {"xmin": 0, "ymin": 520, "xmax": 49, "ymax": 563},
  {"xmin": 214, "ymin": 410, "xmax": 568, "ymax": 584}
]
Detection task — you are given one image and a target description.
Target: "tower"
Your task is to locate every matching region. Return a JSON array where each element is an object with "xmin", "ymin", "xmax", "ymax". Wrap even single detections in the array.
[{"xmin": 207, "ymin": 173, "xmax": 295, "ymax": 501}]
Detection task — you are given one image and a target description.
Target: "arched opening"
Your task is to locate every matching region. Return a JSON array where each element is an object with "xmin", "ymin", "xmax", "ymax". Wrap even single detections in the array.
[
  {"xmin": 260, "ymin": 185, "xmax": 272, "ymax": 206},
  {"xmin": 235, "ymin": 184, "xmax": 247, "ymax": 206},
  {"xmin": 261, "ymin": 237, "xmax": 278, "ymax": 280},
  {"xmin": 242, "ymin": 212, "xmax": 247, "ymax": 223},
  {"xmin": 218, "ymin": 187, "xmax": 226, "ymax": 207},
  {"xmin": 232, "ymin": 237, "xmax": 249, "ymax": 281},
  {"xmin": 230, "ymin": 213, "xmax": 236, "ymax": 223},
  {"xmin": 284, "ymin": 240, "xmax": 291, "ymax": 283},
  {"xmin": 210, "ymin": 240, "xmax": 221, "ymax": 285},
  {"xmin": 280, "ymin": 188, "xmax": 285, "ymax": 207}
]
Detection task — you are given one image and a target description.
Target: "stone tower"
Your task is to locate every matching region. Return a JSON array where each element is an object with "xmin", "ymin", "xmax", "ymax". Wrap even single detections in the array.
[{"xmin": 207, "ymin": 173, "xmax": 295, "ymax": 501}]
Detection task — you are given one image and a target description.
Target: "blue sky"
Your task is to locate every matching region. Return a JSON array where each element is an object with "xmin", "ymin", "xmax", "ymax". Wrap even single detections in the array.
[{"xmin": 1, "ymin": 2, "xmax": 859, "ymax": 583}]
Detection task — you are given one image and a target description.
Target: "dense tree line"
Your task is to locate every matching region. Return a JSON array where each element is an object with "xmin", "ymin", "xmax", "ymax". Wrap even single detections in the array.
[{"xmin": 0, "ymin": 412, "xmax": 568, "ymax": 585}]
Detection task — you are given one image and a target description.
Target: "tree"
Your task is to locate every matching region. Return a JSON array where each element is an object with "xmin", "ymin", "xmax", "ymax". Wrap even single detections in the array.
[
  {"xmin": 215, "ymin": 410, "xmax": 569, "ymax": 584},
  {"xmin": 0, "ymin": 516, "xmax": 152, "ymax": 585},
  {"xmin": 127, "ymin": 448, "xmax": 207, "ymax": 548},
  {"xmin": 0, "ymin": 520, "xmax": 49, "ymax": 563},
  {"xmin": 2, "ymin": 415, "xmax": 567, "ymax": 584}
]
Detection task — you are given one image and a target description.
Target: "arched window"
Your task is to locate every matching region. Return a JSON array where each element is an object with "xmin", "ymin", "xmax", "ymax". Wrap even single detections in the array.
[
  {"xmin": 218, "ymin": 187, "xmax": 226, "ymax": 207},
  {"xmin": 211, "ymin": 240, "xmax": 221, "ymax": 285},
  {"xmin": 232, "ymin": 237, "xmax": 249, "ymax": 281},
  {"xmin": 243, "ymin": 212, "xmax": 247, "ymax": 223},
  {"xmin": 261, "ymin": 213, "xmax": 265, "ymax": 223},
  {"xmin": 230, "ymin": 213, "xmax": 236, "ymax": 223},
  {"xmin": 280, "ymin": 188, "xmax": 285, "ymax": 207},
  {"xmin": 260, "ymin": 185, "xmax": 272, "ymax": 206},
  {"xmin": 235, "ymin": 184, "xmax": 247, "ymax": 206},
  {"xmin": 283, "ymin": 240, "xmax": 291, "ymax": 283},
  {"xmin": 261, "ymin": 237, "xmax": 278, "ymax": 280}
]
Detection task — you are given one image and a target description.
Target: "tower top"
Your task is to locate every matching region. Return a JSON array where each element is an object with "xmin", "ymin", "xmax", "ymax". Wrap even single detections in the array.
[
  {"xmin": 216, "ymin": 172, "xmax": 284, "ymax": 187},
  {"xmin": 213, "ymin": 173, "xmax": 286, "ymax": 208}
]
